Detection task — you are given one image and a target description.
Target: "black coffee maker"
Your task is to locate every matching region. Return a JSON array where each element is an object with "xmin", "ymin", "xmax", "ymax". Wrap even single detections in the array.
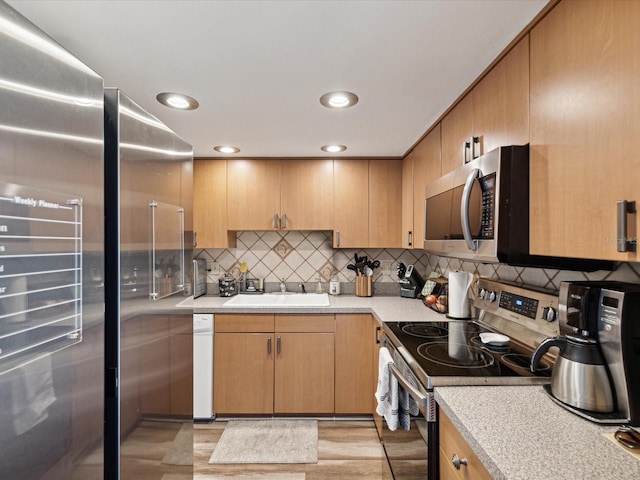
[{"xmin": 532, "ymin": 281, "xmax": 640, "ymax": 425}]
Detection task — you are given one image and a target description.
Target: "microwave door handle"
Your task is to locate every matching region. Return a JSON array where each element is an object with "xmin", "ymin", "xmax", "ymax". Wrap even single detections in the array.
[{"xmin": 461, "ymin": 168, "xmax": 480, "ymax": 251}]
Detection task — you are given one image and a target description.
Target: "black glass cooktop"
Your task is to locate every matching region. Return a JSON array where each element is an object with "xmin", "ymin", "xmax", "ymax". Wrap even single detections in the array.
[{"xmin": 385, "ymin": 321, "xmax": 551, "ymax": 379}]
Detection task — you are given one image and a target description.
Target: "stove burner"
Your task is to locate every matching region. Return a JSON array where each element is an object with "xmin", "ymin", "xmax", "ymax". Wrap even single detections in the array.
[
  {"xmin": 401, "ymin": 323, "xmax": 448, "ymax": 339},
  {"xmin": 501, "ymin": 353, "xmax": 551, "ymax": 373},
  {"xmin": 417, "ymin": 342, "xmax": 495, "ymax": 369}
]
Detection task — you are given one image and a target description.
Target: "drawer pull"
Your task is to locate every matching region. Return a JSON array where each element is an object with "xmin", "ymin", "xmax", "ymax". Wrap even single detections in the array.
[{"xmin": 451, "ymin": 453, "xmax": 467, "ymax": 470}]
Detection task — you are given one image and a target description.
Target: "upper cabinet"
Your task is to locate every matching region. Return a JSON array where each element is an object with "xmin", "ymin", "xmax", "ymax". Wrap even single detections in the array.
[
  {"xmin": 441, "ymin": 35, "xmax": 530, "ymax": 175},
  {"xmin": 402, "ymin": 125, "xmax": 441, "ymax": 249},
  {"xmin": 227, "ymin": 159, "xmax": 333, "ymax": 231},
  {"xmin": 529, "ymin": 0, "xmax": 639, "ymax": 262},
  {"xmin": 193, "ymin": 159, "xmax": 236, "ymax": 248},
  {"xmin": 333, "ymin": 159, "xmax": 369, "ymax": 248},
  {"xmin": 227, "ymin": 159, "xmax": 281, "ymax": 231},
  {"xmin": 369, "ymin": 159, "xmax": 402, "ymax": 248},
  {"xmin": 333, "ymin": 159, "xmax": 402, "ymax": 248},
  {"xmin": 280, "ymin": 159, "xmax": 334, "ymax": 230}
]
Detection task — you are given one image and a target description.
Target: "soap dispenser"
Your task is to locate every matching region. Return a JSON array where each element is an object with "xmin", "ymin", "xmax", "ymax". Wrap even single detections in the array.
[
  {"xmin": 329, "ymin": 276, "xmax": 340, "ymax": 295},
  {"xmin": 315, "ymin": 276, "xmax": 323, "ymax": 294}
]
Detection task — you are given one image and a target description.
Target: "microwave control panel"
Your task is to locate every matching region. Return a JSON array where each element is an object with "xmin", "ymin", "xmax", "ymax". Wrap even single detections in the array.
[{"xmin": 479, "ymin": 173, "xmax": 496, "ymax": 238}]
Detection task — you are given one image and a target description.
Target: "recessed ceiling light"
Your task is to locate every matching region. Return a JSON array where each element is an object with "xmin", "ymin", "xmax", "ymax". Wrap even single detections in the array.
[
  {"xmin": 319, "ymin": 91, "xmax": 359, "ymax": 109},
  {"xmin": 156, "ymin": 92, "xmax": 199, "ymax": 110},
  {"xmin": 214, "ymin": 145, "xmax": 241, "ymax": 154},
  {"xmin": 321, "ymin": 145, "xmax": 347, "ymax": 153}
]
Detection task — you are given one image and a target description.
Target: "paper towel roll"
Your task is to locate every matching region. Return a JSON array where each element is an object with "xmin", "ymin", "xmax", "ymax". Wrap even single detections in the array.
[{"xmin": 448, "ymin": 271, "xmax": 473, "ymax": 318}]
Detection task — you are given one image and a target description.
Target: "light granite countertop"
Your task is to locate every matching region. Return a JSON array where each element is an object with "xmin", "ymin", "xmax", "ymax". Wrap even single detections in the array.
[{"xmin": 435, "ymin": 385, "xmax": 640, "ymax": 480}]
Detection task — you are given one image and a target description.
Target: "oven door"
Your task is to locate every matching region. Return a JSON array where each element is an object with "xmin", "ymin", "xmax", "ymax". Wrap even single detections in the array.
[{"xmin": 380, "ymin": 350, "xmax": 436, "ymax": 480}]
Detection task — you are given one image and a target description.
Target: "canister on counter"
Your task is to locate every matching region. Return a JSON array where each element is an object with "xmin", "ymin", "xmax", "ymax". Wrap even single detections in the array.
[{"xmin": 219, "ymin": 275, "xmax": 237, "ymax": 297}]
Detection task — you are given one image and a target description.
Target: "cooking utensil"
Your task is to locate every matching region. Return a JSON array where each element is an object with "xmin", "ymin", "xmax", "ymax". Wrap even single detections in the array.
[{"xmin": 363, "ymin": 266, "xmax": 373, "ymax": 277}]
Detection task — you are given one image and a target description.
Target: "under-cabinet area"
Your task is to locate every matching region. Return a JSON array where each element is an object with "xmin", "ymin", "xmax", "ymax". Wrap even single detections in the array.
[{"xmin": 213, "ymin": 313, "xmax": 376, "ymax": 416}]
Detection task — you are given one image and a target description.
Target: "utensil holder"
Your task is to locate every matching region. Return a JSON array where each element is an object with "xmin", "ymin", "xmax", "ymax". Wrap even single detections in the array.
[{"xmin": 355, "ymin": 276, "xmax": 372, "ymax": 297}]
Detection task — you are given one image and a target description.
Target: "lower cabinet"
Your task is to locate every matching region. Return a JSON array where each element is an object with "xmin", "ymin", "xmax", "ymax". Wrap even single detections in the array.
[
  {"xmin": 439, "ymin": 409, "xmax": 492, "ymax": 480},
  {"xmin": 214, "ymin": 313, "xmax": 375, "ymax": 415}
]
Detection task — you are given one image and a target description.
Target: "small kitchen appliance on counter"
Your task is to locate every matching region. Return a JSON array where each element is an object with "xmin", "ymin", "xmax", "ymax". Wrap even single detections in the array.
[
  {"xmin": 380, "ymin": 278, "xmax": 560, "ymax": 479},
  {"xmin": 532, "ymin": 281, "xmax": 640, "ymax": 425},
  {"xmin": 397, "ymin": 263, "xmax": 425, "ymax": 298}
]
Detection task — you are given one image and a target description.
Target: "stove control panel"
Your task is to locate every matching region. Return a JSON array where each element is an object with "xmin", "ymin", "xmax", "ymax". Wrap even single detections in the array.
[{"xmin": 474, "ymin": 278, "xmax": 560, "ymax": 346}]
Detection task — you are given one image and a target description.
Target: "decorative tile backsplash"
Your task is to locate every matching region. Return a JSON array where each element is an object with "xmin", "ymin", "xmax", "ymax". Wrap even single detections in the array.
[{"xmin": 195, "ymin": 231, "xmax": 640, "ymax": 294}]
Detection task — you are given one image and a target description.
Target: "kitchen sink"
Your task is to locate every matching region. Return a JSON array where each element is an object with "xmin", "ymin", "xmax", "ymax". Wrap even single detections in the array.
[{"xmin": 223, "ymin": 293, "xmax": 330, "ymax": 307}]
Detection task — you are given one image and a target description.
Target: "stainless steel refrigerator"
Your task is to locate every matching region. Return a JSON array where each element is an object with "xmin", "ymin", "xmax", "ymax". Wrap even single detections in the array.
[
  {"xmin": 0, "ymin": 2, "xmax": 106, "ymax": 478},
  {"xmin": 0, "ymin": 3, "xmax": 194, "ymax": 478},
  {"xmin": 104, "ymin": 88, "xmax": 194, "ymax": 480}
]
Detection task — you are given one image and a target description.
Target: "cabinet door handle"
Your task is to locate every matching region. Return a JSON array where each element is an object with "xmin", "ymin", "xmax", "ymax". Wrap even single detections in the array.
[
  {"xmin": 471, "ymin": 136, "xmax": 480, "ymax": 159},
  {"xmin": 336, "ymin": 230, "xmax": 341, "ymax": 247},
  {"xmin": 462, "ymin": 140, "xmax": 471, "ymax": 164},
  {"xmin": 282, "ymin": 213, "xmax": 287, "ymax": 229},
  {"xmin": 617, "ymin": 200, "xmax": 637, "ymax": 252},
  {"xmin": 451, "ymin": 453, "xmax": 468, "ymax": 470},
  {"xmin": 273, "ymin": 213, "xmax": 279, "ymax": 229},
  {"xmin": 267, "ymin": 337, "xmax": 272, "ymax": 354},
  {"xmin": 276, "ymin": 336, "xmax": 281, "ymax": 354},
  {"xmin": 407, "ymin": 230, "xmax": 412, "ymax": 247}
]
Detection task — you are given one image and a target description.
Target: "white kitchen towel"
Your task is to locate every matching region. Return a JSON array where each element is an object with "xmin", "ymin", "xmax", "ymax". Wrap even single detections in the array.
[
  {"xmin": 399, "ymin": 386, "xmax": 420, "ymax": 430},
  {"xmin": 375, "ymin": 347, "xmax": 400, "ymax": 430}
]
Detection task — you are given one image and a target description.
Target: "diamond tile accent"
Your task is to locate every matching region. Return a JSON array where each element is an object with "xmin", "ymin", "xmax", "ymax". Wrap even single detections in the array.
[{"xmin": 273, "ymin": 238, "xmax": 293, "ymax": 259}]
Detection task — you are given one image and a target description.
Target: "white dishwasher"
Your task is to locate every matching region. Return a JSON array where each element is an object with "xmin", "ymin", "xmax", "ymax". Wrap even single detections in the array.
[{"xmin": 193, "ymin": 313, "xmax": 214, "ymax": 420}]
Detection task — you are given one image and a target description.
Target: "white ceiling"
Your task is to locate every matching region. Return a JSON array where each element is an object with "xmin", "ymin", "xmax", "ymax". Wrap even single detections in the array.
[{"xmin": 7, "ymin": 0, "xmax": 547, "ymax": 158}]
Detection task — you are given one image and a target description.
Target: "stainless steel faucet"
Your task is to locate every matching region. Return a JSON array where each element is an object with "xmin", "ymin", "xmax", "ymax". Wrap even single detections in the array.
[
  {"xmin": 280, "ymin": 278, "xmax": 287, "ymax": 293},
  {"xmin": 299, "ymin": 283, "xmax": 306, "ymax": 294}
]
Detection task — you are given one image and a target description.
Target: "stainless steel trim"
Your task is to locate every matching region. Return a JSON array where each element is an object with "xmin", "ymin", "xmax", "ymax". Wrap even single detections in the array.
[
  {"xmin": 149, "ymin": 201, "xmax": 158, "ymax": 299},
  {"xmin": 389, "ymin": 363, "xmax": 429, "ymax": 408},
  {"xmin": 617, "ymin": 200, "xmax": 636, "ymax": 252},
  {"xmin": 276, "ymin": 335, "xmax": 281, "ymax": 354},
  {"xmin": 282, "ymin": 213, "xmax": 287, "ymax": 229},
  {"xmin": 273, "ymin": 213, "xmax": 279, "ymax": 229},
  {"xmin": 267, "ymin": 336, "xmax": 272, "ymax": 354},
  {"xmin": 461, "ymin": 168, "xmax": 480, "ymax": 251}
]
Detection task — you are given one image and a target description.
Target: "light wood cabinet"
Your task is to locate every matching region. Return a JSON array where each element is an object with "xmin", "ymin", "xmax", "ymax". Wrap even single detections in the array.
[
  {"xmin": 439, "ymin": 409, "xmax": 492, "ymax": 480},
  {"xmin": 226, "ymin": 159, "xmax": 334, "ymax": 231},
  {"xmin": 333, "ymin": 159, "xmax": 369, "ymax": 247},
  {"xmin": 214, "ymin": 314, "xmax": 274, "ymax": 414},
  {"xmin": 369, "ymin": 159, "xmax": 402, "ymax": 248},
  {"xmin": 529, "ymin": 0, "xmax": 639, "ymax": 262},
  {"xmin": 280, "ymin": 159, "xmax": 334, "ymax": 230},
  {"xmin": 441, "ymin": 35, "xmax": 529, "ymax": 176},
  {"xmin": 193, "ymin": 159, "xmax": 236, "ymax": 248},
  {"xmin": 214, "ymin": 314, "xmax": 335, "ymax": 415},
  {"xmin": 335, "ymin": 314, "xmax": 376, "ymax": 414},
  {"xmin": 402, "ymin": 125, "xmax": 442, "ymax": 249},
  {"xmin": 227, "ymin": 159, "xmax": 281, "ymax": 231}
]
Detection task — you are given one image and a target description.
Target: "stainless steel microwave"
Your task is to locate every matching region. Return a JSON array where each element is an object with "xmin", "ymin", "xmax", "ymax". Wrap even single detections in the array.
[{"xmin": 423, "ymin": 145, "xmax": 612, "ymax": 271}]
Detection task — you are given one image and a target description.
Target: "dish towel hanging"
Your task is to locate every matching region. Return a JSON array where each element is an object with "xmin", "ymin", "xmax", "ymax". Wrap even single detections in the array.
[{"xmin": 375, "ymin": 347, "xmax": 420, "ymax": 431}]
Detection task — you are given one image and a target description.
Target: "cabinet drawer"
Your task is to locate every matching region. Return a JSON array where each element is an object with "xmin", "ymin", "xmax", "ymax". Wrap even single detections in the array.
[
  {"xmin": 439, "ymin": 410, "xmax": 492, "ymax": 480},
  {"xmin": 275, "ymin": 314, "xmax": 335, "ymax": 332},
  {"xmin": 215, "ymin": 314, "xmax": 275, "ymax": 332}
]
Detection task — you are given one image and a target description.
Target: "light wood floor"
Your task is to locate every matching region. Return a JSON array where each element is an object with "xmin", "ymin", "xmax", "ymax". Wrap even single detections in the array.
[
  {"xmin": 195, "ymin": 419, "xmax": 393, "ymax": 480},
  {"xmin": 73, "ymin": 418, "xmax": 393, "ymax": 479}
]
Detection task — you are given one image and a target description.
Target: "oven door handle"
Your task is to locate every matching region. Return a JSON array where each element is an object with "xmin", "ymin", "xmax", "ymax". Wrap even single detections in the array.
[{"xmin": 389, "ymin": 363, "xmax": 430, "ymax": 408}]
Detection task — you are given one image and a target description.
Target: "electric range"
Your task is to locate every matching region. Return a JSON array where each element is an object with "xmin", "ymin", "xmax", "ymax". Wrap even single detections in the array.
[{"xmin": 378, "ymin": 278, "xmax": 561, "ymax": 480}]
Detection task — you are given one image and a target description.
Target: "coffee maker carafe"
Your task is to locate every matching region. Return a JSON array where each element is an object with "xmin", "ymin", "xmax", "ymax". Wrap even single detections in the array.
[
  {"xmin": 531, "ymin": 283, "xmax": 614, "ymax": 413},
  {"xmin": 532, "ymin": 281, "xmax": 640, "ymax": 425}
]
